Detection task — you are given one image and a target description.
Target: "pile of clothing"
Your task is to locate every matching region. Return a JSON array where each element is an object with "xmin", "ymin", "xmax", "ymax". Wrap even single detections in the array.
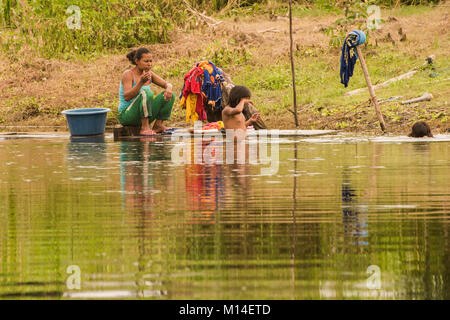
[
  {"xmin": 202, "ymin": 121, "xmax": 224, "ymax": 131},
  {"xmin": 179, "ymin": 61, "xmax": 225, "ymax": 125}
]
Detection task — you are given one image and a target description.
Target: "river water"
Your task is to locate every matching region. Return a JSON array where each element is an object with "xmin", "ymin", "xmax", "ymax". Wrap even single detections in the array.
[{"xmin": 0, "ymin": 133, "xmax": 448, "ymax": 299}]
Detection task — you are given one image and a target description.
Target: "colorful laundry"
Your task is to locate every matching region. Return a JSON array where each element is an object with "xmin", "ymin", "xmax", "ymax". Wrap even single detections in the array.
[
  {"xmin": 181, "ymin": 93, "xmax": 200, "ymax": 125},
  {"xmin": 202, "ymin": 121, "xmax": 224, "ymax": 131},
  {"xmin": 201, "ymin": 61, "xmax": 225, "ymax": 111},
  {"xmin": 179, "ymin": 61, "xmax": 225, "ymax": 125}
]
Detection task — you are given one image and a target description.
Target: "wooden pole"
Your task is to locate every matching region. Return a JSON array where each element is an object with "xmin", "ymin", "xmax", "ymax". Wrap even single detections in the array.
[
  {"xmin": 289, "ymin": 0, "xmax": 299, "ymax": 128},
  {"xmin": 355, "ymin": 46, "xmax": 387, "ymax": 132}
]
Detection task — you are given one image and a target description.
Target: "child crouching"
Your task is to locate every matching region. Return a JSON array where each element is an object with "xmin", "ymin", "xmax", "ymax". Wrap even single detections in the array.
[{"xmin": 222, "ymin": 85, "xmax": 260, "ymax": 131}]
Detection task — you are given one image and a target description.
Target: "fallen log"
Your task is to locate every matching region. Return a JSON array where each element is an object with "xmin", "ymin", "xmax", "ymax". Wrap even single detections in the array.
[
  {"xmin": 344, "ymin": 55, "xmax": 435, "ymax": 96},
  {"xmin": 184, "ymin": 0, "xmax": 223, "ymax": 27},
  {"xmin": 344, "ymin": 70, "xmax": 417, "ymax": 96},
  {"xmin": 401, "ymin": 92, "xmax": 433, "ymax": 105},
  {"xmin": 258, "ymin": 27, "xmax": 281, "ymax": 33}
]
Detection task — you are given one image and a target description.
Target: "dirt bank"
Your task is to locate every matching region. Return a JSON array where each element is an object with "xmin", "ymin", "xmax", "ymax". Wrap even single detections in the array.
[{"xmin": 0, "ymin": 4, "xmax": 448, "ymax": 135}]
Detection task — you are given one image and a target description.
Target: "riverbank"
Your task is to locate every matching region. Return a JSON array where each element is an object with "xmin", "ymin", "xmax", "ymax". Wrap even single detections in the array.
[{"xmin": 0, "ymin": 3, "xmax": 448, "ymax": 135}]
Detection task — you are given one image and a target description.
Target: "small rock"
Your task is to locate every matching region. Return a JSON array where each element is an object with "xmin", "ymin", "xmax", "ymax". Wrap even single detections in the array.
[
  {"xmin": 313, "ymin": 25, "xmax": 327, "ymax": 33},
  {"xmin": 385, "ymin": 32, "xmax": 396, "ymax": 45}
]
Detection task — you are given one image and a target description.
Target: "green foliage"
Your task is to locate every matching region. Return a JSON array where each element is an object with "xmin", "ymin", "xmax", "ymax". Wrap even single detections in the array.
[
  {"xmin": 245, "ymin": 65, "xmax": 292, "ymax": 90},
  {"xmin": 336, "ymin": 120, "xmax": 350, "ymax": 129},
  {"xmin": 2, "ymin": 0, "xmax": 13, "ymax": 26},
  {"xmin": 154, "ymin": 57, "xmax": 194, "ymax": 78},
  {"xmin": 1, "ymin": 0, "xmax": 176, "ymax": 58},
  {"xmin": 325, "ymin": 1, "xmax": 373, "ymax": 48},
  {"xmin": 1, "ymin": 96, "xmax": 51, "ymax": 121},
  {"xmin": 373, "ymin": 0, "xmax": 440, "ymax": 5},
  {"xmin": 201, "ymin": 40, "xmax": 253, "ymax": 68},
  {"xmin": 0, "ymin": 0, "xmax": 442, "ymax": 58}
]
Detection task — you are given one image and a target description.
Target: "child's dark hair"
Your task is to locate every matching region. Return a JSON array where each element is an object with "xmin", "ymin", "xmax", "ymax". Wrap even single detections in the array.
[
  {"xmin": 228, "ymin": 85, "xmax": 251, "ymax": 108},
  {"xmin": 409, "ymin": 121, "xmax": 433, "ymax": 137},
  {"xmin": 126, "ymin": 47, "xmax": 150, "ymax": 65}
]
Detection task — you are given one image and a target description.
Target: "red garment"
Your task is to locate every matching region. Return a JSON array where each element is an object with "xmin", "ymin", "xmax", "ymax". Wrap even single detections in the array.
[
  {"xmin": 195, "ymin": 94, "xmax": 206, "ymax": 121},
  {"xmin": 182, "ymin": 66, "xmax": 207, "ymax": 121}
]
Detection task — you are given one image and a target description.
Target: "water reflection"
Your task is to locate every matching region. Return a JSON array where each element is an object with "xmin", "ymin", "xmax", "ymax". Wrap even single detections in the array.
[
  {"xmin": 119, "ymin": 140, "xmax": 172, "ymax": 298},
  {"xmin": 176, "ymin": 137, "xmax": 257, "ymax": 223},
  {"xmin": 67, "ymin": 135, "xmax": 107, "ymax": 166},
  {"xmin": 411, "ymin": 142, "xmax": 431, "ymax": 153},
  {"xmin": 120, "ymin": 141, "xmax": 157, "ymax": 214},
  {"xmin": 0, "ymin": 135, "xmax": 448, "ymax": 299},
  {"xmin": 342, "ymin": 168, "xmax": 368, "ymax": 246},
  {"xmin": 184, "ymin": 164, "xmax": 225, "ymax": 222}
]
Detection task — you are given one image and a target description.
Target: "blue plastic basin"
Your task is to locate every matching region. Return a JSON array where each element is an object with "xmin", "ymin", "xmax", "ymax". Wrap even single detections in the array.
[{"xmin": 62, "ymin": 108, "xmax": 111, "ymax": 136}]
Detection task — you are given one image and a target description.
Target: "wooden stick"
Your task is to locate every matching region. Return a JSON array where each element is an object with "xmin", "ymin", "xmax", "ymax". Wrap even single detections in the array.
[
  {"xmin": 355, "ymin": 46, "xmax": 387, "ymax": 132},
  {"xmin": 258, "ymin": 27, "xmax": 281, "ymax": 33},
  {"xmin": 289, "ymin": 0, "xmax": 299, "ymax": 128},
  {"xmin": 183, "ymin": 0, "xmax": 223, "ymax": 27}
]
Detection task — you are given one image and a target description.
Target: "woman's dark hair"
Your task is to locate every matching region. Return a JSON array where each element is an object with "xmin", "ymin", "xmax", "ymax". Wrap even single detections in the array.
[
  {"xmin": 228, "ymin": 85, "xmax": 251, "ymax": 108},
  {"xmin": 409, "ymin": 121, "xmax": 433, "ymax": 137},
  {"xmin": 126, "ymin": 47, "xmax": 151, "ymax": 65}
]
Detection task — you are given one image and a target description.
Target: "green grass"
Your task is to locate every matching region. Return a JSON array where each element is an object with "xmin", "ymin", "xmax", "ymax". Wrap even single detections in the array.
[
  {"xmin": 232, "ymin": 43, "xmax": 449, "ymax": 128},
  {"xmin": 387, "ymin": 4, "xmax": 437, "ymax": 16},
  {"xmin": 0, "ymin": 0, "xmax": 176, "ymax": 58}
]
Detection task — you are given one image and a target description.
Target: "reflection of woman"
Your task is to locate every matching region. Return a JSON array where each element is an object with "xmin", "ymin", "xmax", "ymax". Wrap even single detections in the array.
[
  {"xmin": 120, "ymin": 141, "xmax": 173, "ymax": 214},
  {"xmin": 118, "ymin": 47, "xmax": 175, "ymax": 136}
]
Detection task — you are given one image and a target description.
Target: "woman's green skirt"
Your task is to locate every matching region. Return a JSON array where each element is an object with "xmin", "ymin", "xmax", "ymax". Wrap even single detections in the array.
[{"xmin": 118, "ymin": 88, "xmax": 175, "ymax": 126}]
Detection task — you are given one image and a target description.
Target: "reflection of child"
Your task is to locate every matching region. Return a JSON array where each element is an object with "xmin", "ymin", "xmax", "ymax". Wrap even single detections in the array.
[
  {"xmin": 408, "ymin": 121, "xmax": 433, "ymax": 137},
  {"xmin": 222, "ymin": 85, "xmax": 260, "ymax": 131}
]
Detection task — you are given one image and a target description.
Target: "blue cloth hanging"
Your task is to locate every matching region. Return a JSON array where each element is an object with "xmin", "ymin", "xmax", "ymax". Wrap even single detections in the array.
[
  {"xmin": 340, "ymin": 30, "xmax": 366, "ymax": 87},
  {"xmin": 200, "ymin": 61, "xmax": 225, "ymax": 110}
]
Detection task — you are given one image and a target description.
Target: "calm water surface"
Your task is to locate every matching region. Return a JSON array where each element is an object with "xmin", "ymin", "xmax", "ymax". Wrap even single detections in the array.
[{"xmin": 0, "ymin": 133, "xmax": 449, "ymax": 299}]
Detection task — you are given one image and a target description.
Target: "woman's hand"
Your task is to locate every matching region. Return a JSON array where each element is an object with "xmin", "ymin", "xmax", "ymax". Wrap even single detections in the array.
[
  {"xmin": 164, "ymin": 83, "xmax": 173, "ymax": 101},
  {"xmin": 140, "ymin": 70, "xmax": 152, "ymax": 84}
]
